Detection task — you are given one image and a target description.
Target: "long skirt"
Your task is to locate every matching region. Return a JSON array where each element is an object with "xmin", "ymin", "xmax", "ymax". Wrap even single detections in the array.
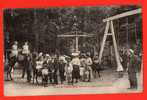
[{"xmin": 72, "ymin": 65, "xmax": 80, "ymax": 79}]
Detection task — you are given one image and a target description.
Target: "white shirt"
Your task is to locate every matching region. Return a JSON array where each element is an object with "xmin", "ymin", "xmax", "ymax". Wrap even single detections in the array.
[
  {"xmin": 86, "ymin": 57, "xmax": 93, "ymax": 66},
  {"xmin": 22, "ymin": 44, "xmax": 30, "ymax": 54},
  {"xmin": 59, "ymin": 56, "xmax": 67, "ymax": 63},
  {"xmin": 71, "ymin": 57, "xmax": 81, "ymax": 66},
  {"xmin": 80, "ymin": 58, "xmax": 86, "ymax": 67},
  {"xmin": 36, "ymin": 61, "xmax": 43, "ymax": 69},
  {"xmin": 65, "ymin": 63, "xmax": 73, "ymax": 73},
  {"xmin": 11, "ymin": 44, "xmax": 18, "ymax": 57}
]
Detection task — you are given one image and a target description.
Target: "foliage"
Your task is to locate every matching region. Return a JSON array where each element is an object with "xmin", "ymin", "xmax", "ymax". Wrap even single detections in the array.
[{"xmin": 4, "ymin": 5, "xmax": 142, "ymax": 54}]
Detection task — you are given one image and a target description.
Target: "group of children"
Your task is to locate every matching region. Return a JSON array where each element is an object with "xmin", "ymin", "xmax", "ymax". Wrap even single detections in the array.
[{"xmin": 33, "ymin": 52, "xmax": 100, "ymax": 86}]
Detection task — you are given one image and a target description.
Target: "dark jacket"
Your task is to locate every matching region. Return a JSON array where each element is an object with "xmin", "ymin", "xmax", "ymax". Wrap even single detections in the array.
[
  {"xmin": 59, "ymin": 62, "xmax": 65, "ymax": 73},
  {"xmin": 128, "ymin": 55, "xmax": 139, "ymax": 73},
  {"xmin": 53, "ymin": 59, "xmax": 59, "ymax": 73}
]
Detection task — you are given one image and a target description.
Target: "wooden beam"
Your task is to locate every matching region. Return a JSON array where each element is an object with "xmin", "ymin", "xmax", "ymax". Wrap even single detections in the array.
[
  {"xmin": 103, "ymin": 8, "xmax": 142, "ymax": 22},
  {"xmin": 57, "ymin": 34, "xmax": 95, "ymax": 37},
  {"xmin": 57, "ymin": 35, "xmax": 77, "ymax": 37},
  {"xmin": 59, "ymin": 31, "xmax": 95, "ymax": 36}
]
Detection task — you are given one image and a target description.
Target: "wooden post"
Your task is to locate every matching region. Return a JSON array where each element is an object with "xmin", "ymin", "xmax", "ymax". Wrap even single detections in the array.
[
  {"xmin": 75, "ymin": 35, "xmax": 79, "ymax": 52},
  {"xmin": 110, "ymin": 21, "xmax": 123, "ymax": 71},
  {"xmin": 100, "ymin": 8, "xmax": 142, "ymax": 71},
  {"xmin": 98, "ymin": 20, "xmax": 123, "ymax": 71},
  {"xmin": 103, "ymin": 8, "xmax": 142, "ymax": 22},
  {"xmin": 126, "ymin": 17, "xmax": 129, "ymax": 48},
  {"xmin": 98, "ymin": 21, "xmax": 110, "ymax": 63}
]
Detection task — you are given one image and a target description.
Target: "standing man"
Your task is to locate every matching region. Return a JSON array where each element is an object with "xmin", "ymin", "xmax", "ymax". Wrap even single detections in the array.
[
  {"xmin": 127, "ymin": 49, "xmax": 138, "ymax": 89},
  {"xmin": 48, "ymin": 56, "xmax": 54, "ymax": 84},
  {"xmin": 53, "ymin": 55, "xmax": 59, "ymax": 85},
  {"xmin": 71, "ymin": 52, "xmax": 81, "ymax": 83},
  {"xmin": 80, "ymin": 54, "xmax": 86, "ymax": 81},
  {"xmin": 85, "ymin": 52, "xmax": 93, "ymax": 82},
  {"xmin": 22, "ymin": 41, "xmax": 30, "ymax": 56},
  {"xmin": 59, "ymin": 59, "xmax": 66, "ymax": 84},
  {"xmin": 21, "ymin": 41, "xmax": 30, "ymax": 78},
  {"xmin": 65, "ymin": 57, "xmax": 73, "ymax": 84},
  {"xmin": 93, "ymin": 54, "xmax": 101, "ymax": 78}
]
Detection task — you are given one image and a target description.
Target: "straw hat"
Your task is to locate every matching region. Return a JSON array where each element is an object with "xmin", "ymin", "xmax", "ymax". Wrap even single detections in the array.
[
  {"xmin": 39, "ymin": 52, "xmax": 43, "ymax": 56},
  {"xmin": 71, "ymin": 52, "xmax": 79, "ymax": 57},
  {"xmin": 45, "ymin": 54, "xmax": 50, "ymax": 57}
]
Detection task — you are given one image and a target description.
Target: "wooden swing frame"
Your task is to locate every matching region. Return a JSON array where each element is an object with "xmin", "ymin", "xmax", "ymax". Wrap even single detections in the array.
[{"xmin": 98, "ymin": 8, "xmax": 142, "ymax": 71}]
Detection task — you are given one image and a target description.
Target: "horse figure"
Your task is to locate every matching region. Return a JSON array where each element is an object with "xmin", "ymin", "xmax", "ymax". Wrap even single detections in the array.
[
  {"xmin": 6, "ymin": 50, "xmax": 25, "ymax": 80},
  {"xmin": 6, "ymin": 55, "xmax": 17, "ymax": 80},
  {"xmin": 6, "ymin": 49, "xmax": 33, "ymax": 82}
]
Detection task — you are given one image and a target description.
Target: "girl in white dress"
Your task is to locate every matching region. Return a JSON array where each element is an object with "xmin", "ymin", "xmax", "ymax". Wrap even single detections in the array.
[{"xmin": 65, "ymin": 60, "xmax": 73, "ymax": 84}]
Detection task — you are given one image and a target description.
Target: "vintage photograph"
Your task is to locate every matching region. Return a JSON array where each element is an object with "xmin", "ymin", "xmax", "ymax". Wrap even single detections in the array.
[{"xmin": 3, "ymin": 5, "xmax": 143, "ymax": 96}]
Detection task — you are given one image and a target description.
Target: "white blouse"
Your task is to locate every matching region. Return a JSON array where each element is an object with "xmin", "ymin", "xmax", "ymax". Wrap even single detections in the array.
[
  {"xmin": 22, "ymin": 45, "xmax": 30, "ymax": 54},
  {"xmin": 11, "ymin": 44, "xmax": 18, "ymax": 56}
]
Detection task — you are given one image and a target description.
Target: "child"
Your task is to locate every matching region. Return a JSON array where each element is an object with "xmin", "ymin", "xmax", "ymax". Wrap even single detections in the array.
[
  {"xmin": 65, "ymin": 57, "xmax": 73, "ymax": 84},
  {"xmin": 79, "ymin": 66, "xmax": 85, "ymax": 81},
  {"xmin": 80, "ymin": 54, "xmax": 86, "ymax": 81},
  {"xmin": 42, "ymin": 63, "xmax": 49, "ymax": 87}
]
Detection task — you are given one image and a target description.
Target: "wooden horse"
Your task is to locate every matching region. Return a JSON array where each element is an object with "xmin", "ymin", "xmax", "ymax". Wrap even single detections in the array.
[{"xmin": 6, "ymin": 50, "xmax": 25, "ymax": 80}]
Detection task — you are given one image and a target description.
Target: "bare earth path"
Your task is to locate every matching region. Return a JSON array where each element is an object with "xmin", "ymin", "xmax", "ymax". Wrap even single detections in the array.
[{"xmin": 4, "ymin": 68, "xmax": 143, "ymax": 96}]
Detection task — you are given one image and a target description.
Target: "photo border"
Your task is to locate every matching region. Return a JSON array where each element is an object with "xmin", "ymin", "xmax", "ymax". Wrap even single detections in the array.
[{"xmin": 0, "ymin": 0, "xmax": 146, "ymax": 100}]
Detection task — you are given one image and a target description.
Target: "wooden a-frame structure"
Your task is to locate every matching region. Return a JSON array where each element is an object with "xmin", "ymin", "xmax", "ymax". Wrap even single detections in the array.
[{"xmin": 98, "ymin": 8, "xmax": 142, "ymax": 71}]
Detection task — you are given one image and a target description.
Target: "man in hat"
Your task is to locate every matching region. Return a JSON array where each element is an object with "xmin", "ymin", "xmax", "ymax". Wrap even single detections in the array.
[
  {"xmin": 58, "ymin": 58, "xmax": 66, "ymax": 84},
  {"xmin": 52, "ymin": 55, "xmax": 59, "ymax": 85},
  {"xmin": 126, "ymin": 49, "xmax": 138, "ymax": 89},
  {"xmin": 71, "ymin": 52, "xmax": 81, "ymax": 83},
  {"xmin": 21, "ymin": 41, "xmax": 30, "ymax": 78},
  {"xmin": 22, "ymin": 41, "xmax": 30, "ymax": 56},
  {"xmin": 85, "ymin": 52, "xmax": 93, "ymax": 82},
  {"xmin": 93, "ymin": 54, "xmax": 101, "ymax": 78}
]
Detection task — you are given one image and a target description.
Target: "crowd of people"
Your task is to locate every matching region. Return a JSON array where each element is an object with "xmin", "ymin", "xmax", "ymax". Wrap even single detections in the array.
[
  {"xmin": 31, "ymin": 51, "xmax": 102, "ymax": 86},
  {"xmin": 7, "ymin": 41, "xmax": 102, "ymax": 86},
  {"xmin": 6, "ymin": 40, "xmax": 142, "ymax": 89}
]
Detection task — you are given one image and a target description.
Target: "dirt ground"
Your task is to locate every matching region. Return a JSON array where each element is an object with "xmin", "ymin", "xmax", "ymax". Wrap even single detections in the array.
[{"xmin": 4, "ymin": 68, "xmax": 143, "ymax": 96}]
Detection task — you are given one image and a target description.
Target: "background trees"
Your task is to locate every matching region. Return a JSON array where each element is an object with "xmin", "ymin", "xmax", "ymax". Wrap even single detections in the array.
[{"xmin": 4, "ymin": 5, "xmax": 142, "ymax": 56}]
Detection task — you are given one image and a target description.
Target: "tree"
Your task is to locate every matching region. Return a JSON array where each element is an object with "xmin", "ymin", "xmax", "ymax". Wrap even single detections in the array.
[{"xmin": 4, "ymin": 5, "xmax": 142, "ymax": 55}]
